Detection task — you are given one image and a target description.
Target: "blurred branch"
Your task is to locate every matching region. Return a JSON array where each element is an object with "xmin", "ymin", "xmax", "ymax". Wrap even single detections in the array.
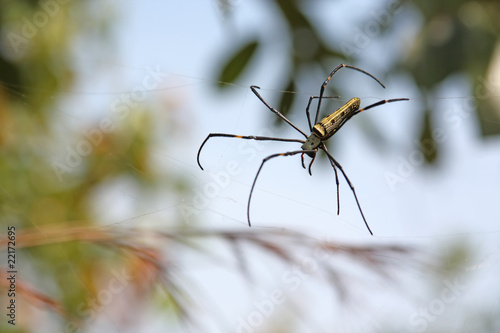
[{"xmin": 1, "ymin": 224, "xmax": 417, "ymax": 329}]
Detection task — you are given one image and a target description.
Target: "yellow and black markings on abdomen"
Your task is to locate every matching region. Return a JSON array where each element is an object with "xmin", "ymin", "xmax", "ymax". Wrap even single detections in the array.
[{"xmin": 313, "ymin": 97, "xmax": 361, "ymax": 140}]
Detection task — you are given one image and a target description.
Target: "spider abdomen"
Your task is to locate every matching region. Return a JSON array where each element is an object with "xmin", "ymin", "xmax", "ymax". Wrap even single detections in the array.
[{"xmin": 313, "ymin": 97, "xmax": 361, "ymax": 140}]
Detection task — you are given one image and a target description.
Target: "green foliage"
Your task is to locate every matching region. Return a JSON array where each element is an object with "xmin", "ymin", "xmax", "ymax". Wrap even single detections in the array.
[
  {"xmin": 419, "ymin": 109, "xmax": 438, "ymax": 164},
  {"xmin": 405, "ymin": 0, "xmax": 500, "ymax": 138},
  {"xmin": 216, "ymin": 39, "xmax": 259, "ymax": 88},
  {"xmin": 0, "ymin": 2, "xmax": 189, "ymax": 331}
]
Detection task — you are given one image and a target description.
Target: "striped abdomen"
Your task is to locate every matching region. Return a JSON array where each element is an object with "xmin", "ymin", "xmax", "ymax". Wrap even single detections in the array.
[{"xmin": 312, "ymin": 97, "xmax": 361, "ymax": 140}]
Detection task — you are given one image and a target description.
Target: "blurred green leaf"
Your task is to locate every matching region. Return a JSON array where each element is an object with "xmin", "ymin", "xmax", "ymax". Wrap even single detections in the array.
[
  {"xmin": 407, "ymin": 18, "xmax": 465, "ymax": 87},
  {"xmin": 216, "ymin": 39, "xmax": 259, "ymax": 88},
  {"xmin": 405, "ymin": 0, "xmax": 500, "ymax": 136},
  {"xmin": 419, "ymin": 109, "xmax": 438, "ymax": 164},
  {"xmin": 276, "ymin": 79, "xmax": 295, "ymax": 125},
  {"xmin": 476, "ymin": 98, "xmax": 500, "ymax": 137}
]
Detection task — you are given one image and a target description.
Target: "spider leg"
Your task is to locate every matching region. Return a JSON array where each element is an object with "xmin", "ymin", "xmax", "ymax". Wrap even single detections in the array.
[
  {"xmin": 248, "ymin": 149, "xmax": 317, "ymax": 227},
  {"xmin": 314, "ymin": 64, "xmax": 386, "ymax": 125},
  {"xmin": 300, "ymin": 150, "xmax": 318, "ymax": 175},
  {"xmin": 307, "ymin": 152, "xmax": 317, "ymax": 176},
  {"xmin": 321, "ymin": 145, "xmax": 340, "ymax": 215},
  {"xmin": 354, "ymin": 98, "xmax": 410, "ymax": 115},
  {"xmin": 250, "ymin": 85, "xmax": 308, "ymax": 138},
  {"xmin": 321, "ymin": 147, "xmax": 373, "ymax": 235},
  {"xmin": 305, "ymin": 95, "xmax": 339, "ymax": 131},
  {"xmin": 197, "ymin": 133, "xmax": 305, "ymax": 170}
]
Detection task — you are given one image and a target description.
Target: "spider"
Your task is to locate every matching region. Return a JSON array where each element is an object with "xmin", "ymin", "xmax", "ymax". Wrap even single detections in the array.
[{"xmin": 197, "ymin": 64, "xmax": 409, "ymax": 235}]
